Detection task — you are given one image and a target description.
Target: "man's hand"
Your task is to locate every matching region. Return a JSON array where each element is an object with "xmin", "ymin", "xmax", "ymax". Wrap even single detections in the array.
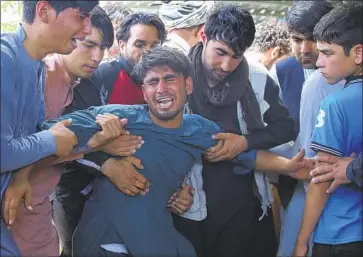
[
  {"xmin": 292, "ymin": 242, "xmax": 309, "ymax": 257},
  {"xmin": 285, "ymin": 149, "xmax": 315, "ymax": 174},
  {"xmin": 88, "ymin": 114, "xmax": 128, "ymax": 149},
  {"xmin": 2, "ymin": 166, "xmax": 34, "ymax": 228},
  {"xmin": 168, "ymin": 184, "xmax": 194, "ymax": 214},
  {"xmin": 50, "ymin": 119, "xmax": 78, "ymax": 157},
  {"xmin": 205, "ymin": 133, "xmax": 248, "ymax": 162},
  {"xmin": 101, "ymin": 156, "xmax": 150, "ymax": 196},
  {"xmin": 310, "ymin": 154, "xmax": 354, "ymax": 193},
  {"xmin": 99, "ymin": 134, "xmax": 144, "ymax": 156}
]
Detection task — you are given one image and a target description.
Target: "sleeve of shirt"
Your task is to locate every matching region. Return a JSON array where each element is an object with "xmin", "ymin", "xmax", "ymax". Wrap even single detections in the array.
[
  {"xmin": 311, "ymin": 97, "xmax": 345, "ymax": 156},
  {"xmin": 346, "ymin": 152, "xmax": 362, "ymax": 188},
  {"xmin": 1, "ymin": 49, "xmax": 56, "ymax": 173},
  {"xmin": 245, "ymin": 75, "xmax": 296, "ymax": 150}
]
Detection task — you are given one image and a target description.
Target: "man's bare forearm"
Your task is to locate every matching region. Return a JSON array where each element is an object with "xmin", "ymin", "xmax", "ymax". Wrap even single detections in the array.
[{"xmin": 256, "ymin": 150, "xmax": 291, "ymax": 174}]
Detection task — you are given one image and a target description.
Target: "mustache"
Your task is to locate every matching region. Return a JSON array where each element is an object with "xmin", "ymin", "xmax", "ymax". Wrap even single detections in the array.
[{"xmin": 300, "ymin": 53, "xmax": 316, "ymax": 58}]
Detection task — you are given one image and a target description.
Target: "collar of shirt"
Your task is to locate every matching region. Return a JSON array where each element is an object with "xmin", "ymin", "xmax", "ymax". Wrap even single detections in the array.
[
  {"xmin": 14, "ymin": 24, "xmax": 44, "ymax": 71},
  {"xmin": 345, "ymin": 75, "xmax": 363, "ymax": 85}
]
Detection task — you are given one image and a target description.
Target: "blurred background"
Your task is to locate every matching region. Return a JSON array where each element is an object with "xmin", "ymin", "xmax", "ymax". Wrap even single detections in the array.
[{"xmin": 1, "ymin": 1, "xmax": 340, "ymax": 33}]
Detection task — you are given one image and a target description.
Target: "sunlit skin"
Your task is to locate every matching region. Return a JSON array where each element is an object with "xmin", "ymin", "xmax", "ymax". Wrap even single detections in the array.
[
  {"xmin": 316, "ymin": 41, "xmax": 363, "ymax": 84},
  {"xmin": 142, "ymin": 66, "xmax": 193, "ymax": 128},
  {"xmin": 201, "ymin": 36, "xmax": 244, "ymax": 87},
  {"xmin": 119, "ymin": 24, "xmax": 161, "ymax": 67},
  {"xmin": 290, "ymin": 32, "xmax": 318, "ymax": 69},
  {"xmin": 62, "ymin": 27, "xmax": 105, "ymax": 80}
]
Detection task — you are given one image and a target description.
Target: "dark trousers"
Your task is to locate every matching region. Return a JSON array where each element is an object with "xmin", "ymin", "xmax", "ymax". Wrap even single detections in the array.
[
  {"xmin": 312, "ymin": 242, "xmax": 363, "ymax": 257},
  {"xmin": 175, "ymin": 162, "xmax": 278, "ymax": 257},
  {"xmin": 173, "ymin": 214, "xmax": 205, "ymax": 257},
  {"xmin": 52, "ymin": 163, "xmax": 97, "ymax": 257}
]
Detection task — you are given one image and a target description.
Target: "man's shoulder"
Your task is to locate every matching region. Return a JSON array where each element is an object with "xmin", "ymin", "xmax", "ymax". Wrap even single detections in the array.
[
  {"xmin": 1, "ymin": 33, "xmax": 18, "ymax": 63},
  {"xmin": 183, "ymin": 114, "xmax": 220, "ymax": 133}
]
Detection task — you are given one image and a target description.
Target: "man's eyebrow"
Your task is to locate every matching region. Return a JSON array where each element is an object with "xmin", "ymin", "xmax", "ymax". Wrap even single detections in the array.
[
  {"xmin": 318, "ymin": 48, "xmax": 334, "ymax": 54},
  {"xmin": 144, "ymin": 73, "xmax": 179, "ymax": 83},
  {"xmin": 83, "ymin": 39, "xmax": 100, "ymax": 46},
  {"xmin": 163, "ymin": 74, "xmax": 179, "ymax": 79},
  {"xmin": 215, "ymin": 47, "xmax": 229, "ymax": 55},
  {"xmin": 144, "ymin": 76, "xmax": 159, "ymax": 83},
  {"xmin": 135, "ymin": 39, "xmax": 146, "ymax": 44}
]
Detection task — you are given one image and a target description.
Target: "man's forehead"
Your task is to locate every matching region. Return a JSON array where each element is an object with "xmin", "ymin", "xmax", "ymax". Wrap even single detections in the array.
[
  {"xmin": 209, "ymin": 39, "xmax": 241, "ymax": 55},
  {"xmin": 290, "ymin": 32, "xmax": 312, "ymax": 41},
  {"xmin": 129, "ymin": 24, "xmax": 160, "ymax": 42},
  {"xmin": 144, "ymin": 66, "xmax": 179, "ymax": 77}
]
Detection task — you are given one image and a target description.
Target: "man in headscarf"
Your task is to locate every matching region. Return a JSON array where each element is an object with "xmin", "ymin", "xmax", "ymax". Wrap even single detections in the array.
[{"xmin": 159, "ymin": 1, "xmax": 214, "ymax": 55}]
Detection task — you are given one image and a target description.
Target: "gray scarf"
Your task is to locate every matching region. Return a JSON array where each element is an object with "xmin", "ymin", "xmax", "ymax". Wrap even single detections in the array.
[{"xmin": 188, "ymin": 42, "xmax": 265, "ymax": 133}]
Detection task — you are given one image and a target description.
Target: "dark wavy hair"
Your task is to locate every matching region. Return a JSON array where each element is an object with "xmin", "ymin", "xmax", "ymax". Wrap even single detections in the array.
[
  {"xmin": 116, "ymin": 12, "xmax": 167, "ymax": 44},
  {"xmin": 22, "ymin": 0, "xmax": 98, "ymax": 24},
  {"xmin": 204, "ymin": 4, "xmax": 255, "ymax": 55},
  {"xmin": 133, "ymin": 46, "xmax": 191, "ymax": 83},
  {"xmin": 90, "ymin": 6, "xmax": 114, "ymax": 50},
  {"xmin": 285, "ymin": 0, "xmax": 333, "ymax": 40},
  {"xmin": 314, "ymin": 1, "xmax": 362, "ymax": 55}
]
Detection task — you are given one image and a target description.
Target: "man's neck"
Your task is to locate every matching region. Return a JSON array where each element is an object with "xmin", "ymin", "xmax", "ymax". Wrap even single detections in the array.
[
  {"xmin": 22, "ymin": 23, "xmax": 50, "ymax": 61},
  {"xmin": 149, "ymin": 111, "xmax": 182, "ymax": 129},
  {"xmin": 60, "ymin": 55, "xmax": 79, "ymax": 83}
]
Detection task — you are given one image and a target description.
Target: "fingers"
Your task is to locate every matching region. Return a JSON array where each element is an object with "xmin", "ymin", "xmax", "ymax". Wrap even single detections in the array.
[
  {"xmin": 316, "ymin": 153, "xmax": 338, "ymax": 164},
  {"xmin": 326, "ymin": 180, "xmax": 339, "ymax": 193},
  {"xmin": 294, "ymin": 148, "xmax": 305, "ymax": 162},
  {"xmin": 169, "ymin": 198, "xmax": 191, "ymax": 214},
  {"xmin": 3, "ymin": 197, "xmax": 10, "ymax": 227},
  {"xmin": 212, "ymin": 133, "xmax": 228, "ymax": 140},
  {"xmin": 310, "ymin": 164, "xmax": 333, "ymax": 177},
  {"xmin": 126, "ymin": 156, "xmax": 144, "ymax": 170},
  {"xmin": 96, "ymin": 114, "xmax": 123, "ymax": 138},
  {"xmin": 57, "ymin": 119, "xmax": 72, "ymax": 127},
  {"xmin": 8, "ymin": 198, "xmax": 19, "ymax": 227},
  {"xmin": 205, "ymin": 140, "xmax": 223, "ymax": 154},
  {"xmin": 23, "ymin": 189, "xmax": 33, "ymax": 212},
  {"xmin": 311, "ymin": 171, "xmax": 335, "ymax": 184}
]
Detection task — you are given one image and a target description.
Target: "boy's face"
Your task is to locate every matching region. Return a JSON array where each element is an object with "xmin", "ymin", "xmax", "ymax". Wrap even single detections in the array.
[
  {"xmin": 119, "ymin": 24, "xmax": 161, "ymax": 67},
  {"xmin": 316, "ymin": 41, "xmax": 363, "ymax": 84},
  {"xmin": 290, "ymin": 32, "xmax": 318, "ymax": 69},
  {"xmin": 62, "ymin": 27, "xmax": 105, "ymax": 79},
  {"xmin": 142, "ymin": 65, "xmax": 193, "ymax": 128}
]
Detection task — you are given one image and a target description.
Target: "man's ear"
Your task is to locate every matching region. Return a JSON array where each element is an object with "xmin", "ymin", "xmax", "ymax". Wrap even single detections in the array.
[
  {"xmin": 36, "ymin": 1, "xmax": 55, "ymax": 24},
  {"xmin": 270, "ymin": 46, "xmax": 282, "ymax": 59},
  {"xmin": 141, "ymin": 85, "xmax": 147, "ymax": 101},
  {"xmin": 185, "ymin": 77, "xmax": 193, "ymax": 95},
  {"xmin": 194, "ymin": 24, "xmax": 205, "ymax": 38},
  {"xmin": 352, "ymin": 44, "xmax": 362, "ymax": 65},
  {"xmin": 201, "ymin": 31, "xmax": 207, "ymax": 45},
  {"xmin": 119, "ymin": 40, "xmax": 126, "ymax": 55}
]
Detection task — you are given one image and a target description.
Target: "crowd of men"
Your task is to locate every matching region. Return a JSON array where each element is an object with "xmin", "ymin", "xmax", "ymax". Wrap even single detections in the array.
[{"xmin": 1, "ymin": 1, "xmax": 362, "ymax": 257}]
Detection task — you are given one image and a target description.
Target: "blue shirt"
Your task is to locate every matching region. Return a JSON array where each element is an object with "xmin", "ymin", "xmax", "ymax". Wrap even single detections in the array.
[
  {"xmin": 41, "ymin": 104, "xmax": 257, "ymax": 257},
  {"xmin": 299, "ymin": 70, "xmax": 345, "ymax": 158},
  {"xmin": 311, "ymin": 77, "xmax": 362, "ymax": 244},
  {"xmin": 1, "ymin": 25, "xmax": 56, "ymax": 198}
]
